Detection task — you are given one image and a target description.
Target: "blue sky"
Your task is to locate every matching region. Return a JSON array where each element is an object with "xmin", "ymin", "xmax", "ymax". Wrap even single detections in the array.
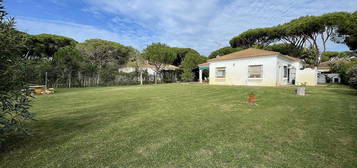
[{"xmin": 4, "ymin": 0, "xmax": 357, "ymax": 56}]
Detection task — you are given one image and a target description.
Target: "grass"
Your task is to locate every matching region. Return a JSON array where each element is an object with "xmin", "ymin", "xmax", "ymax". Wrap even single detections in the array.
[{"xmin": 1, "ymin": 84, "xmax": 356, "ymax": 168}]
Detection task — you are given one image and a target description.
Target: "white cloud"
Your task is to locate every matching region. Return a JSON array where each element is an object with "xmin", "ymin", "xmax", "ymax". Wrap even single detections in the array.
[
  {"xmin": 15, "ymin": 0, "xmax": 356, "ymax": 55},
  {"xmin": 15, "ymin": 17, "xmax": 155, "ymax": 50},
  {"xmin": 83, "ymin": 0, "xmax": 355, "ymax": 55}
]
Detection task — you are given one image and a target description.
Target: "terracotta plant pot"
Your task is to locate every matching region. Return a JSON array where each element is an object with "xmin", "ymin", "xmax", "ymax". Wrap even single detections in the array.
[{"xmin": 248, "ymin": 94, "xmax": 256, "ymax": 104}]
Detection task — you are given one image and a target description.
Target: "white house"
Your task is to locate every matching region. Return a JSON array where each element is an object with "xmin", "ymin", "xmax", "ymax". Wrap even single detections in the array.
[
  {"xmin": 118, "ymin": 61, "xmax": 178, "ymax": 81},
  {"xmin": 198, "ymin": 48, "xmax": 318, "ymax": 86}
]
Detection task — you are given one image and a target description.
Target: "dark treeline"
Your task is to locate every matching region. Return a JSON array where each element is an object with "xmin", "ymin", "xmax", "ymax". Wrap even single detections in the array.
[{"xmin": 17, "ymin": 35, "xmax": 207, "ymax": 88}]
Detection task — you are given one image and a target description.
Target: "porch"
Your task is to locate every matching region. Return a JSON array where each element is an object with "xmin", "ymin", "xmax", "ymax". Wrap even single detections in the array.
[{"xmin": 198, "ymin": 62, "xmax": 210, "ymax": 83}]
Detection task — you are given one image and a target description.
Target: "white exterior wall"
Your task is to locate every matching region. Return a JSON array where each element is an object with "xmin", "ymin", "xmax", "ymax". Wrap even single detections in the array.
[
  {"xmin": 118, "ymin": 67, "xmax": 136, "ymax": 73},
  {"xmin": 209, "ymin": 55, "xmax": 279, "ymax": 86},
  {"xmin": 318, "ymin": 72, "xmax": 340, "ymax": 84},
  {"xmin": 276, "ymin": 56, "xmax": 300, "ymax": 86},
  {"xmin": 277, "ymin": 56, "xmax": 318, "ymax": 86},
  {"xmin": 118, "ymin": 67, "xmax": 156, "ymax": 76},
  {"xmin": 296, "ymin": 68, "xmax": 318, "ymax": 86}
]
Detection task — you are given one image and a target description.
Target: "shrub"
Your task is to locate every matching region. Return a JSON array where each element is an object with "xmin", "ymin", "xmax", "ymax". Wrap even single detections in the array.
[
  {"xmin": 0, "ymin": 90, "xmax": 33, "ymax": 146},
  {"xmin": 0, "ymin": 1, "xmax": 34, "ymax": 147},
  {"xmin": 347, "ymin": 65, "xmax": 357, "ymax": 89},
  {"xmin": 181, "ymin": 71, "xmax": 194, "ymax": 82}
]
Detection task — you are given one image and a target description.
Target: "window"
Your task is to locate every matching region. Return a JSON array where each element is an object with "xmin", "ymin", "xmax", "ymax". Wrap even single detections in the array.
[
  {"xmin": 283, "ymin": 66, "xmax": 288, "ymax": 78},
  {"xmin": 248, "ymin": 65, "xmax": 263, "ymax": 78},
  {"xmin": 216, "ymin": 67, "xmax": 226, "ymax": 78}
]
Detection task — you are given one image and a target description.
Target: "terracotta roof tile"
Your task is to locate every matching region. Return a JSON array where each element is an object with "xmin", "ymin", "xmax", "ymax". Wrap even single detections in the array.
[
  {"xmin": 121, "ymin": 62, "xmax": 178, "ymax": 69},
  {"xmin": 208, "ymin": 48, "xmax": 300, "ymax": 62},
  {"xmin": 198, "ymin": 62, "xmax": 210, "ymax": 67},
  {"xmin": 319, "ymin": 61, "xmax": 331, "ymax": 68},
  {"xmin": 281, "ymin": 55, "xmax": 301, "ymax": 62}
]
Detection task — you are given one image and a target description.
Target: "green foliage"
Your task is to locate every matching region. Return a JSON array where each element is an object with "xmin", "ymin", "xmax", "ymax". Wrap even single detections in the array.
[
  {"xmin": 320, "ymin": 55, "xmax": 330, "ymax": 62},
  {"xmin": 229, "ymin": 27, "xmax": 278, "ymax": 48},
  {"xmin": 26, "ymin": 33, "xmax": 77, "ymax": 59},
  {"xmin": 180, "ymin": 52, "xmax": 206, "ymax": 81},
  {"xmin": 142, "ymin": 43, "xmax": 176, "ymax": 67},
  {"xmin": 53, "ymin": 46, "xmax": 82, "ymax": 69},
  {"xmin": 77, "ymin": 39, "xmax": 131, "ymax": 66},
  {"xmin": 229, "ymin": 11, "xmax": 354, "ymax": 66},
  {"xmin": 22, "ymin": 60, "xmax": 52, "ymax": 85},
  {"xmin": 53, "ymin": 46, "xmax": 83, "ymax": 88},
  {"xmin": 0, "ymin": 0, "xmax": 33, "ymax": 147},
  {"xmin": 76, "ymin": 39, "xmax": 133, "ymax": 85},
  {"xmin": 171, "ymin": 47, "xmax": 200, "ymax": 66},
  {"xmin": 330, "ymin": 58, "xmax": 357, "ymax": 84},
  {"xmin": 208, "ymin": 46, "xmax": 243, "ymax": 59},
  {"xmin": 263, "ymin": 43, "xmax": 304, "ymax": 58},
  {"xmin": 180, "ymin": 71, "xmax": 194, "ymax": 81},
  {"xmin": 347, "ymin": 65, "xmax": 357, "ymax": 88},
  {"xmin": 334, "ymin": 11, "xmax": 357, "ymax": 51},
  {"xmin": 302, "ymin": 48, "xmax": 320, "ymax": 66},
  {"xmin": 142, "ymin": 43, "xmax": 176, "ymax": 83},
  {"xmin": 321, "ymin": 51, "xmax": 357, "ymax": 61},
  {"xmin": 321, "ymin": 51, "xmax": 340, "ymax": 61}
]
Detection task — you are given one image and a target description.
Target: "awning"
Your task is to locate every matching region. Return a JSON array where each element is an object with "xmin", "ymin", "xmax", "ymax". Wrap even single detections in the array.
[{"xmin": 198, "ymin": 62, "xmax": 209, "ymax": 70}]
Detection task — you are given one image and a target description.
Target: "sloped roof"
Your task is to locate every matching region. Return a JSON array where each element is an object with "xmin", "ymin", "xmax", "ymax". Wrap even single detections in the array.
[
  {"xmin": 319, "ymin": 61, "xmax": 331, "ymax": 68},
  {"xmin": 198, "ymin": 62, "xmax": 210, "ymax": 67},
  {"xmin": 208, "ymin": 48, "xmax": 299, "ymax": 62},
  {"xmin": 121, "ymin": 62, "xmax": 178, "ymax": 69},
  {"xmin": 281, "ymin": 55, "xmax": 301, "ymax": 62}
]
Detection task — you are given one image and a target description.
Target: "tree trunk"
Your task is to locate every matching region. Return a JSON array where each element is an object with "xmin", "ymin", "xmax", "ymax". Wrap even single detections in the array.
[
  {"xmin": 68, "ymin": 72, "xmax": 72, "ymax": 88},
  {"xmin": 154, "ymin": 72, "xmax": 158, "ymax": 84},
  {"xmin": 45, "ymin": 72, "xmax": 48, "ymax": 90},
  {"xmin": 78, "ymin": 71, "xmax": 81, "ymax": 87},
  {"xmin": 97, "ymin": 73, "xmax": 100, "ymax": 86},
  {"xmin": 97, "ymin": 65, "xmax": 102, "ymax": 86},
  {"xmin": 140, "ymin": 70, "xmax": 143, "ymax": 85},
  {"xmin": 312, "ymin": 39, "xmax": 320, "ymax": 67}
]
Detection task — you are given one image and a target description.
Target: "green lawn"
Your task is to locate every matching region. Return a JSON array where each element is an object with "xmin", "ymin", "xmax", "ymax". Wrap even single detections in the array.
[{"xmin": 1, "ymin": 84, "xmax": 356, "ymax": 168}]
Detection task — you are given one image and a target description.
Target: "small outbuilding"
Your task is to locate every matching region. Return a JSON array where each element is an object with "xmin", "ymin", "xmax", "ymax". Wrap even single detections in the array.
[{"xmin": 317, "ymin": 61, "xmax": 341, "ymax": 84}]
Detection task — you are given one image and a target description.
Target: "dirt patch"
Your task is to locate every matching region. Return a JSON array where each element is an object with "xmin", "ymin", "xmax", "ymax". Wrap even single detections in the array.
[
  {"xmin": 338, "ymin": 136, "xmax": 352, "ymax": 145},
  {"xmin": 136, "ymin": 138, "xmax": 172, "ymax": 157},
  {"xmin": 195, "ymin": 149, "xmax": 213, "ymax": 160}
]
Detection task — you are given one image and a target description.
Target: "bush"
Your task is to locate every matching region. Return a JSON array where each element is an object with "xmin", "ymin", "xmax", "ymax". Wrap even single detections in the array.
[
  {"xmin": 330, "ymin": 58, "xmax": 357, "ymax": 84},
  {"xmin": 347, "ymin": 65, "xmax": 357, "ymax": 89},
  {"xmin": 181, "ymin": 71, "xmax": 194, "ymax": 82},
  {"xmin": 0, "ymin": 1, "xmax": 34, "ymax": 147},
  {"xmin": 0, "ymin": 90, "xmax": 33, "ymax": 146}
]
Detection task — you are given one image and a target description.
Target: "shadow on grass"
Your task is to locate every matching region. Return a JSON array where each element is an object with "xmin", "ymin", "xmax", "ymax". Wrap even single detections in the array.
[
  {"xmin": 0, "ymin": 113, "xmax": 104, "ymax": 155},
  {"xmin": 326, "ymin": 87, "xmax": 357, "ymax": 96},
  {"xmin": 0, "ymin": 98, "xmax": 150, "ymax": 157}
]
